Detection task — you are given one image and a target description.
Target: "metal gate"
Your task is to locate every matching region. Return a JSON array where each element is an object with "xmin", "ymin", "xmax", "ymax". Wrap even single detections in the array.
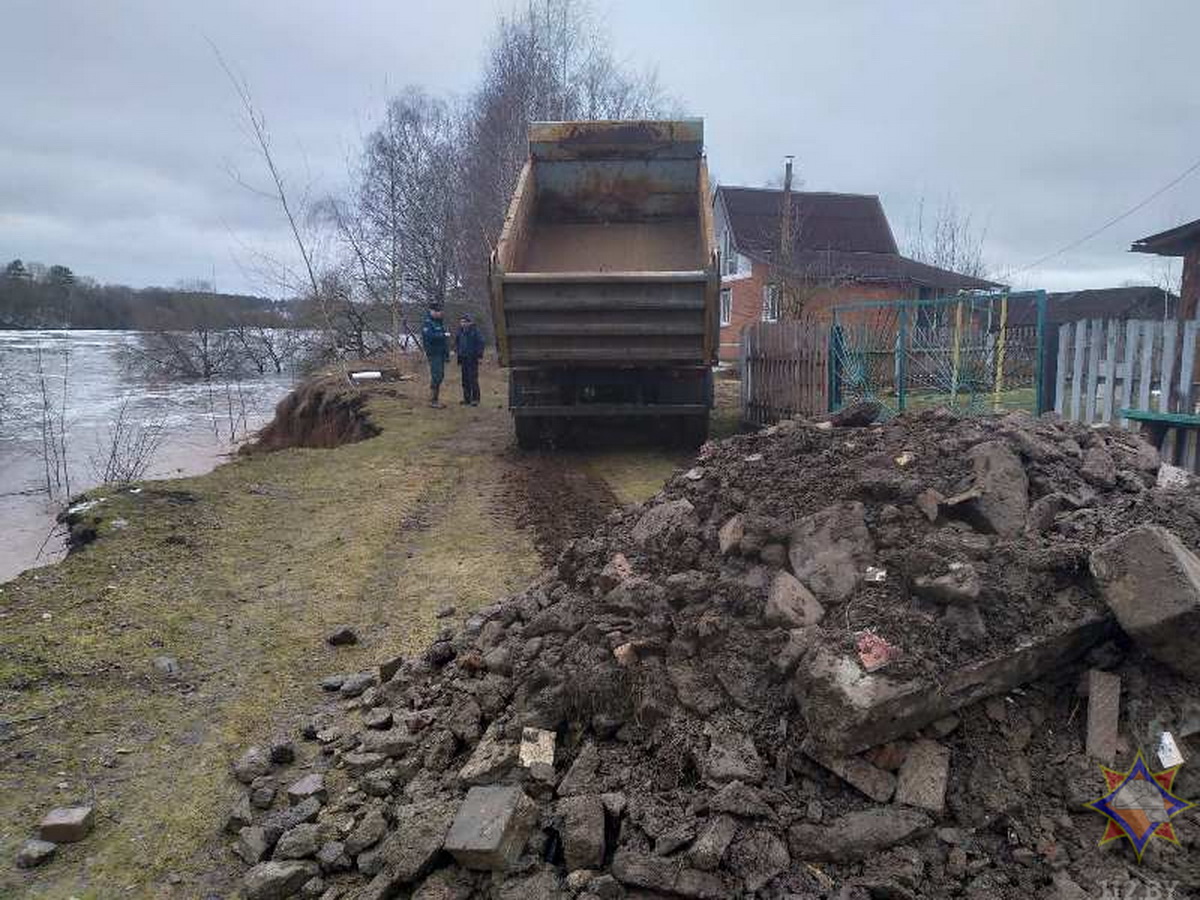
[{"xmin": 829, "ymin": 290, "xmax": 1049, "ymax": 416}]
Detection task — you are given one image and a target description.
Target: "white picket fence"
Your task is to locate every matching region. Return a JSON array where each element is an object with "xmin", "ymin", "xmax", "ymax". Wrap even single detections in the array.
[{"xmin": 1055, "ymin": 317, "xmax": 1200, "ymax": 468}]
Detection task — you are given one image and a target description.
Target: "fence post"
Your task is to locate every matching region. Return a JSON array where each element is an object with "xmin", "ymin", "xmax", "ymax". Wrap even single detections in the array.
[
  {"xmin": 1034, "ymin": 290, "xmax": 1051, "ymax": 414},
  {"xmin": 896, "ymin": 301, "xmax": 909, "ymax": 413},
  {"xmin": 829, "ymin": 320, "xmax": 843, "ymax": 411},
  {"xmin": 992, "ymin": 293, "xmax": 1009, "ymax": 410}
]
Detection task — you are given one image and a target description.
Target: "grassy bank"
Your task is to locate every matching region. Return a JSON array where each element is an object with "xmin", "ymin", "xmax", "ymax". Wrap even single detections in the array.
[{"xmin": 0, "ymin": 365, "xmax": 736, "ymax": 898}]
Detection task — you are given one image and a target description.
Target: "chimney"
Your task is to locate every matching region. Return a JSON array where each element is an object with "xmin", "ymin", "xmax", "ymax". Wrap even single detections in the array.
[{"xmin": 780, "ymin": 156, "xmax": 794, "ymax": 260}]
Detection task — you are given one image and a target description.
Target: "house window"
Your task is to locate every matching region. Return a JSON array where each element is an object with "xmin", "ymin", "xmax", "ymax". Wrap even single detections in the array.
[
  {"xmin": 723, "ymin": 230, "xmax": 738, "ymax": 276},
  {"xmin": 762, "ymin": 284, "xmax": 780, "ymax": 322},
  {"xmin": 720, "ymin": 288, "xmax": 732, "ymax": 326}
]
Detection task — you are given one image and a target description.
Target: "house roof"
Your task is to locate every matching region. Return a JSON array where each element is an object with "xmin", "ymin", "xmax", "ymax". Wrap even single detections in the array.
[
  {"xmin": 717, "ymin": 185, "xmax": 998, "ymax": 292},
  {"xmin": 719, "ymin": 186, "xmax": 899, "ymax": 255},
  {"xmin": 1131, "ymin": 218, "xmax": 1200, "ymax": 257},
  {"xmin": 1006, "ymin": 286, "xmax": 1176, "ymax": 327}
]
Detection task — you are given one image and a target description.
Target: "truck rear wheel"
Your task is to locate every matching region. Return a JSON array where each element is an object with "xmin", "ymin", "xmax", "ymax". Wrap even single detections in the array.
[
  {"xmin": 514, "ymin": 416, "xmax": 541, "ymax": 450},
  {"xmin": 677, "ymin": 414, "xmax": 710, "ymax": 449}
]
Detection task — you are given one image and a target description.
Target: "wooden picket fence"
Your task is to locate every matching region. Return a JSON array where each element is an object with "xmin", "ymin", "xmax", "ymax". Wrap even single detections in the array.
[
  {"xmin": 739, "ymin": 318, "xmax": 829, "ymax": 426},
  {"xmin": 1055, "ymin": 317, "xmax": 1200, "ymax": 468}
]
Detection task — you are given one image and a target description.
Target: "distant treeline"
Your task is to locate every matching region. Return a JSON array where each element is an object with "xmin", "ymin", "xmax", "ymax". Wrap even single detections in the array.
[{"xmin": 0, "ymin": 258, "xmax": 290, "ymax": 330}]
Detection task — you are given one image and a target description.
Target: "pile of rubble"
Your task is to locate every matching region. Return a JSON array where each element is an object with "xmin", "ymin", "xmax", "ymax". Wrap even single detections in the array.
[{"xmin": 223, "ymin": 408, "xmax": 1200, "ymax": 899}]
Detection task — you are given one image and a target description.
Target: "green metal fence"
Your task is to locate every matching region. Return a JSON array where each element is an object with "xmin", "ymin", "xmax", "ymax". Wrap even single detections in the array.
[{"xmin": 829, "ymin": 290, "xmax": 1049, "ymax": 416}]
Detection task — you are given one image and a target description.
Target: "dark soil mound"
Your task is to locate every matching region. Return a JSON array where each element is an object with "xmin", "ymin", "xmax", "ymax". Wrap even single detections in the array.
[
  {"xmin": 222, "ymin": 409, "xmax": 1200, "ymax": 899},
  {"xmin": 247, "ymin": 378, "xmax": 381, "ymax": 453}
]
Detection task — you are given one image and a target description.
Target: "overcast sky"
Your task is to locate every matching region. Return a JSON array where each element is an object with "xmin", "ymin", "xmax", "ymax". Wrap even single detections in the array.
[{"xmin": 3, "ymin": 0, "xmax": 1198, "ymax": 295}]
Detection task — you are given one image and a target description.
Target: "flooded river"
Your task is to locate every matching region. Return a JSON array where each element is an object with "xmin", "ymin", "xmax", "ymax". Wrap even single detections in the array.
[{"xmin": 0, "ymin": 330, "xmax": 296, "ymax": 583}]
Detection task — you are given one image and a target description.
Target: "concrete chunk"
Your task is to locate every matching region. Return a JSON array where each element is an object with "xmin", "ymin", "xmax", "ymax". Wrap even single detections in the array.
[
  {"xmin": 242, "ymin": 861, "xmax": 319, "ymax": 900},
  {"xmin": 560, "ymin": 794, "xmax": 606, "ymax": 870},
  {"xmin": 788, "ymin": 808, "xmax": 931, "ymax": 862},
  {"xmin": 964, "ymin": 441, "xmax": 1028, "ymax": 537},
  {"xmin": 718, "ymin": 515, "xmax": 744, "ymax": 556},
  {"xmin": 894, "ymin": 739, "xmax": 951, "ymax": 814},
  {"xmin": 458, "ymin": 722, "xmax": 517, "ymax": 785},
  {"xmin": 802, "ymin": 739, "xmax": 896, "ymax": 803},
  {"xmin": 519, "ymin": 727, "xmax": 555, "ymax": 768},
  {"xmin": 797, "ymin": 610, "xmax": 1112, "ymax": 754},
  {"xmin": 38, "ymin": 806, "xmax": 94, "ymax": 843},
  {"xmin": 15, "ymin": 839, "xmax": 57, "ymax": 869},
  {"xmin": 445, "ymin": 785, "xmax": 537, "ymax": 870},
  {"xmin": 787, "ymin": 501, "xmax": 875, "ymax": 602},
  {"xmin": 286, "ymin": 773, "xmax": 327, "ymax": 806},
  {"xmin": 1090, "ymin": 525, "xmax": 1200, "ymax": 678},
  {"xmin": 366, "ymin": 798, "xmax": 457, "ymax": 892},
  {"xmin": 764, "ymin": 571, "xmax": 824, "ymax": 628},
  {"xmin": 1086, "ymin": 668, "xmax": 1121, "ymax": 764}
]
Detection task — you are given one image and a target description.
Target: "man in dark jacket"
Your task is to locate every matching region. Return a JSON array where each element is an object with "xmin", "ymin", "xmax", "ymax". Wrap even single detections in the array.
[
  {"xmin": 454, "ymin": 313, "xmax": 485, "ymax": 406},
  {"xmin": 421, "ymin": 306, "xmax": 450, "ymax": 408}
]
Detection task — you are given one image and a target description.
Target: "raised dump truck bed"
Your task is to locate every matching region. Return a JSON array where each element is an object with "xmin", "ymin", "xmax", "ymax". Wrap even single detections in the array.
[{"xmin": 490, "ymin": 120, "xmax": 719, "ymax": 447}]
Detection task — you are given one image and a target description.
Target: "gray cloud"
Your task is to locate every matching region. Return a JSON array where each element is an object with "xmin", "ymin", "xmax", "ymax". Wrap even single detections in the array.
[{"xmin": 2, "ymin": 0, "xmax": 1198, "ymax": 294}]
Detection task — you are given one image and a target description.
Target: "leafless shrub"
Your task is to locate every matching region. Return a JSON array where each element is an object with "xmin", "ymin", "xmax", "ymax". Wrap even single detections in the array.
[
  {"xmin": 33, "ymin": 343, "xmax": 71, "ymax": 503},
  {"xmin": 89, "ymin": 399, "xmax": 166, "ymax": 485},
  {"xmin": 905, "ymin": 195, "xmax": 990, "ymax": 281}
]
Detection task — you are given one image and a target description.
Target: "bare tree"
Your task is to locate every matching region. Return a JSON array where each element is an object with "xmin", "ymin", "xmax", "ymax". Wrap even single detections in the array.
[
  {"xmin": 89, "ymin": 399, "xmax": 166, "ymax": 485},
  {"xmin": 904, "ymin": 195, "xmax": 990, "ymax": 281},
  {"xmin": 457, "ymin": 0, "xmax": 668, "ymax": 320},
  {"xmin": 210, "ymin": 41, "xmax": 352, "ymax": 380},
  {"xmin": 323, "ymin": 87, "xmax": 461, "ymax": 350}
]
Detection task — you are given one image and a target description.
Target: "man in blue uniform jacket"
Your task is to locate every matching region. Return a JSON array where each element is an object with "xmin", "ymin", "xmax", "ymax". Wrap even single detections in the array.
[
  {"xmin": 454, "ymin": 313, "xmax": 485, "ymax": 406},
  {"xmin": 421, "ymin": 306, "xmax": 450, "ymax": 408}
]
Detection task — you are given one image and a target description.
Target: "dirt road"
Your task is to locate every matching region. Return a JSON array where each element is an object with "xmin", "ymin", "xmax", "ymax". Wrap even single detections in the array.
[{"xmin": 0, "ymin": 365, "xmax": 726, "ymax": 898}]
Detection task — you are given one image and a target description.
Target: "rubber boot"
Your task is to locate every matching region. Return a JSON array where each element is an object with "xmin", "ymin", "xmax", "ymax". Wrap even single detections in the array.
[{"xmin": 430, "ymin": 384, "xmax": 445, "ymax": 409}]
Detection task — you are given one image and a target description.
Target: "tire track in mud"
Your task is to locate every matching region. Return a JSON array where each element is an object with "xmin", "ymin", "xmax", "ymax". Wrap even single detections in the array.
[{"xmin": 498, "ymin": 450, "xmax": 623, "ymax": 564}]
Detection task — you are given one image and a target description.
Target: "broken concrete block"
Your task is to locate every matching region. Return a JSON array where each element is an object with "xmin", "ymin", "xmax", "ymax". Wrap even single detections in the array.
[
  {"xmin": 690, "ymin": 815, "xmax": 738, "ymax": 870},
  {"xmin": 1085, "ymin": 669, "xmax": 1121, "ymax": 764},
  {"xmin": 915, "ymin": 489, "xmax": 943, "ymax": 523},
  {"xmin": 558, "ymin": 742, "xmax": 600, "ymax": 796},
  {"xmin": 787, "ymin": 501, "xmax": 875, "ymax": 602},
  {"xmin": 445, "ymin": 785, "xmax": 537, "ymax": 870},
  {"xmin": 519, "ymin": 727, "xmax": 555, "ymax": 768},
  {"xmin": 242, "ymin": 860, "xmax": 319, "ymax": 900},
  {"xmin": 631, "ymin": 499, "xmax": 696, "ymax": 546},
  {"xmin": 232, "ymin": 746, "xmax": 272, "ymax": 784},
  {"xmin": 367, "ymin": 799, "xmax": 457, "ymax": 891},
  {"xmin": 611, "ymin": 850, "xmax": 727, "ymax": 898},
  {"xmin": 912, "ymin": 563, "xmax": 981, "ymax": 605},
  {"xmin": 788, "ymin": 808, "xmax": 932, "ymax": 862},
  {"xmin": 964, "ymin": 441, "xmax": 1028, "ymax": 537},
  {"xmin": 598, "ymin": 553, "xmax": 634, "ymax": 591},
  {"xmin": 560, "ymin": 794, "xmax": 606, "ymax": 870},
  {"xmin": 797, "ymin": 610, "xmax": 1113, "ymax": 755},
  {"xmin": 360, "ymin": 726, "xmax": 417, "ymax": 757},
  {"xmin": 718, "ymin": 515, "xmax": 745, "ymax": 556},
  {"xmin": 234, "ymin": 826, "xmax": 274, "ymax": 865},
  {"xmin": 39, "ymin": 806, "xmax": 94, "ymax": 843},
  {"xmin": 669, "ymin": 662, "xmax": 726, "ymax": 716},
  {"xmin": 764, "ymin": 571, "xmax": 824, "ymax": 628},
  {"xmin": 458, "ymin": 722, "xmax": 517, "ymax": 785},
  {"xmin": 705, "ymin": 725, "xmax": 763, "ymax": 784},
  {"xmin": 342, "ymin": 752, "xmax": 387, "ymax": 776},
  {"xmin": 894, "ymin": 739, "xmax": 951, "ymax": 814},
  {"xmin": 1090, "ymin": 525, "xmax": 1200, "ymax": 679},
  {"xmin": 14, "ymin": 838, "xmax": 56, "ymax": 869},
  {"xmin": 802, "ymin": 739, "xmax": 896, "ymax": 803},
  {"xmin": 286, "ymin": 773, "xmax": 327, "ymax": 806}
]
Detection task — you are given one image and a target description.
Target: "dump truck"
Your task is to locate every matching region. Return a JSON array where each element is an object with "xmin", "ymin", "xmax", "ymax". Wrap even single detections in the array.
[{"xmin": 489, "ymin": 119, "xmax": 719, "ymax": 448}]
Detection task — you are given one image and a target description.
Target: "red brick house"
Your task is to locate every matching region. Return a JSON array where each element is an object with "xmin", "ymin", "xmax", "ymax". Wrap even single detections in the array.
[{"xmin": 714, "ymin": 186, "xmax": 998, "ymax": 361}]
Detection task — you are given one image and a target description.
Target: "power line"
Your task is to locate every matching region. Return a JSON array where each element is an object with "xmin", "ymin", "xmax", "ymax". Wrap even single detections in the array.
[{"xmin": 1009, "ymin": 154, "xmax": 1200, "ymax": 278}]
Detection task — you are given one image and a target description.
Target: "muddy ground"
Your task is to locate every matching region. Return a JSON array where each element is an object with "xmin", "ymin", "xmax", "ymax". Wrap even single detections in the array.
[{"xmin": 0, "ymin": 363, "xmax": 726, "ymax": 899}]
